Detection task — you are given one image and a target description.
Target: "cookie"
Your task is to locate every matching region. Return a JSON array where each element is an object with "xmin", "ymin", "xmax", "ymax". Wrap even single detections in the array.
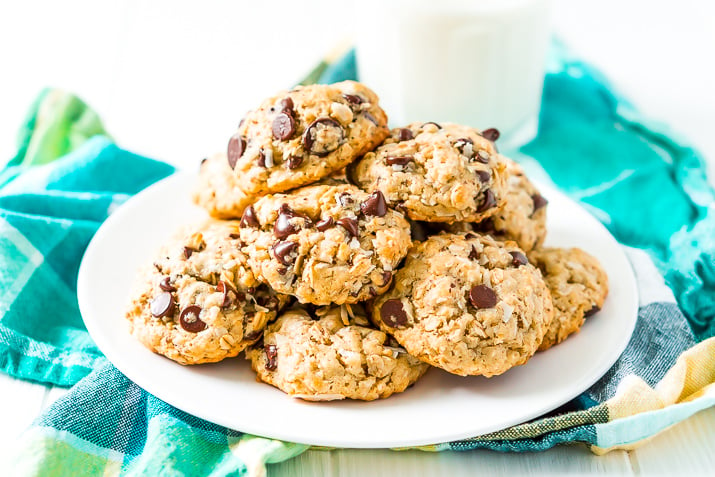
[
  {"xmin": 239, "ymin": 183, "xmax": 412, "ymax": 305},
  {"xmin": 348, "ymin": 122, "xmax": 508, "ymax": 222},
  {"xmin": 245, "ymin": 306, "xmax": 429, "ymax": 401},
  {"xmin": 440, "ymin": 160, "xmax": 548, "ymax": 252},
  {"xmin": 227, "ymin": 81, "xmax": 389, "ymax": 195},
  {"xmin": 529, "ymin": 247, "xmax": 608, "ymax": 351},
  {"xmin": 192, "ymin": 152, "xmax": 255, "ymax": 219},
  {"xmin": 371, "ymin": 233, "xmax": 554, "ymax": 377},
  {"xmin": 126, "ymin": 220, "xmax": 288, "ymax": 365}
]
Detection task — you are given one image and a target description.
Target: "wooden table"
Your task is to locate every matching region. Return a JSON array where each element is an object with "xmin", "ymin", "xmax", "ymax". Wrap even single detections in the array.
[{"xmin": 1, "ymin": 1, "xmax": 714, "ymax": 474}]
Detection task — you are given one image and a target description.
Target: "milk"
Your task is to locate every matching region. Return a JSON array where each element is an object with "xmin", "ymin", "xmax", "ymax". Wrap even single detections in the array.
[{"xmin": 355, "ymin": 0, "xmax": 551, "ymax": 150}]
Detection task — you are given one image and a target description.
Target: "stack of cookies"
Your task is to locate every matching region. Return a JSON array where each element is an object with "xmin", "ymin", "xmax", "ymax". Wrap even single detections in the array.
[{"xmin": 126, "ymin": 81, "xmax": 609, "ymax": 401}]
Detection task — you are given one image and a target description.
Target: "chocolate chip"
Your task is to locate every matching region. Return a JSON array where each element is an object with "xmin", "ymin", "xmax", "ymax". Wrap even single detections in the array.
[
  {"xmin": 277, "ymin": 266, "xmax": 288, "ymax": 275},
  {"xmin": 386, "ymin": 155, "xmax": 413, "ymax": 166},
  {"xmin": 381, "ymin": 299, "xmax": 407, "ymax": 328},
  {"xmin": 229, "ymin": 233, "xmax": 240, "ymax": 239},
  {"xmin": 469, "ymin": 246, "xmax": 479, "ymax": 260},
  {"xmin": 584, "ymin": 305, "xmax": 601, "ymax": 317},
  {"xmin": 380, "ymin": 271, "xmax": 393, "ymax": 287},
  {"xmin": 532, "ymin": 194, "xmax": 548, "ymax": 212},
  {"xmin": 369, "ymin": 287, "xmax": 377, "ymax": 298},
  {"xmin": 257, "ymin": 149, "xmax": 267, "ymax": 168},
  {"xmin": 274, "ymin": 204, "xmax": 300, "ymax": 239},
  {"xmin": 272, "ymin": 113, "xmax": 295, "ymax": 141},
  {"xmin": 200, "ymin": 157, "xmax": 208, "ymax": 166},
  {"xmin": 475, "ymin": 150, "xmax": 490, "ymax": 164},
  {"xmin": 159, "ymin": 276, "xmax": 176, "ymax": 292},
  {"xmin": 227, "ymin": 134, "xmax": 246, "ymax": 169},
  {"xmin": 179, "ymin": 305, "xmax": 207, "ymax": 333},
  {"xmin": 183, "ymin": 247, "xmax": 195, "ymax": 259},
  {"xmin": 240, "ymin": 205, "xmax": 259, "ymax": 228},
  {"xmin": 336, "ymin": 217, "xmax": 359, "ymax": 238},
  {"xmin": 465, "ymin": 232, "xmax": 478, "ymax": 240},
  {"xmin": 397, "ymin": 128, "xmax": 414, "ymax": 141},
  {"xmin": 468, "ymin": 285, "xmax": 497, "ymax": 309},
  {"xmin": 279, "ymin": 97, "xmax": 294, "ymax": 115},
  {"xmin": 226, "ymin": 133, "xmax": 246, "ymax": 169},
  {"xmin": 272, "ymin": 241, "xmax": 298, "ymax": 266},
  {"xmin": 339, "ymin": 192, "xmax": 354, "ymax": 206},
  {"xmin": 286, "ymin": 155, "xmax": 303, "ymax": 169},
  {"xmin": 363, "ymin": 112, "xmax": 379, "ymax": 125},
  {"xmin": 477, "ymin": 189, "xmax": 497, "ymax": 212},
  {"xmin": 151, "ymin": 292, "xmax": 175, "ymax": 318},
  {"xmin": 303, "ymin": 118, "xmax": 344, "ymax": 157},
  {"xmin": 247, "ymin": 287, "xmax": 256, "ymax": 295},
  {"xmin": 478, "ymin": 217, "xmax": 496, "ymax": 233},
  {"xmin": 476, "ymin": 170, "xmax": 491, "ymax": 183},
  {"xmin": 264, "ymin": 344, "xmax": 278, "ymax": 370},
  {"xmin": 360, "ymin": 191, "xmax": 388, "ymax": 217},
  {"xmin": 349, "ymin": 289, "xmax": 360, "ymax": 298},
  {"xmin": 510, "ymin": 251, "xmax": 528, "ymax": 267},
  {"xmin": 316, "ymin": 216, "xmax": 335, "ymax": 231},
  {"xmin": 481, "ymin": 128, "xmax": 500, "ymax": 142},
  {"xmin": 217, "ymin": 281, "xmax": 238, "ymax": 308},
  {"xmin": 343, "ymin": 93, "xmax": 363, "ymax": 105},
  {"xmin": 422, "ymin": 121, "xmax": 442, "ymax": 129}
]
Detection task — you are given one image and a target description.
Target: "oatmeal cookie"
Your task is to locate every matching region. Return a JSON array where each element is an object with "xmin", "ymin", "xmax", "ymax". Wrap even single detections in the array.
[
  {"xmin": 192, "ymin": 152, "xmax": 255, "ymax": 219},
  {"xmin": 440, "ymin": 160, "xmax": 547, "ymax": 252},
  {"xmin": 371, "ymin": 233, "xmax": 554, "ymax": 376},
  {"xmin": 246, "ymin": 306, "xmax": 429, "ymax": 401},
  {"xmin": 239, "ymin": 183, "xmax": 412, "ymax": 305},
  {"xmin": 126, "ymin": 220, "xmax": 288, "ymax": 365},
  {"xmin": 348, "ymin": 122, "xmax": 508, "ymax": 222},
  {"xmin": 227, "ymin": 81, "xmax": 388, "ymax": 195},
  {"xmin": 529, "ymin": 247, "xmax": 608, "ymax": 351}
]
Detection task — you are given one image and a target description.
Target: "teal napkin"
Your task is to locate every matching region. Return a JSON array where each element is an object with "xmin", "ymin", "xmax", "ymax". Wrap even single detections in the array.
[
  {"xmin": 2, "ymin": 48, "xmax": 715, "ymax": 475},
  {"xmin": 0, "ymin": 90, "xmax": 174, "ymax": 385}
]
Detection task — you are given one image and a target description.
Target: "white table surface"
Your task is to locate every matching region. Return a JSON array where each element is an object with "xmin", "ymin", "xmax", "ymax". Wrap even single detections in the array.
[{"xmin": 1, "ymin": 1, "xmax": 714, "ymax": 475}]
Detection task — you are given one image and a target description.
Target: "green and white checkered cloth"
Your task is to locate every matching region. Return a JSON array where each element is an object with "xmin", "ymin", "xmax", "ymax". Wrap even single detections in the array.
[{"xmin": 2, "ymin": 49, "xmax": 715, "ymax": 476}]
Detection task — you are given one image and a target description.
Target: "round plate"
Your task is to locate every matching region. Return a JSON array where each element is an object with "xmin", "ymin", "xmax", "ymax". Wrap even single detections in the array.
[{"xmin": 78, "ymin": 171, "xmax": 638, "ymax": 448}]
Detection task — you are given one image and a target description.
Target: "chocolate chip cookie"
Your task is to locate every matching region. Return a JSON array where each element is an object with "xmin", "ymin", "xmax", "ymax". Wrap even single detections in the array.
[
  {"xmin": 348, "ymin": 122, "xmax": 508, "ymax": 222},
  {"xmin": 371, "ymin": 233, "xmax": 554, "ymax": 377},
  {"xmin": 440, "ymin": 160, "xmax": 548, "ymax": 252},
  {"xmin": 245, "ymin": 306, "xmax": 429, "ymax": 401},
  {"xmin": 192, "ymin": 152, "xmax": 255, "ymax": 219},
  {"xmin": 239, "ymin": 183, "xmax": 412, "ymax": 305},
  {"xmin": 529, "ymin": 247, "xmax": 609, "ymax": 351},
  {"xmin": 227, "ymin": 81, "xmax": 389, "ymax": 195},
  {"xmin": 126, "ymin": 220, "xmax": 288, "ymax": 365}
]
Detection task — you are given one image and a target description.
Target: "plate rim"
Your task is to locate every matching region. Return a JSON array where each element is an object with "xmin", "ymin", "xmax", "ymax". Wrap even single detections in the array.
[{"xmin": 78, "ymin": 170, "xmax": 639, "ymax": 448}]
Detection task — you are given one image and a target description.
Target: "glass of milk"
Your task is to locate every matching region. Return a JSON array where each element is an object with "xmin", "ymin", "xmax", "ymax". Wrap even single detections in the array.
[{"xmin": 355, "ymin": 0, "xmax": 552, "ymax": 151}]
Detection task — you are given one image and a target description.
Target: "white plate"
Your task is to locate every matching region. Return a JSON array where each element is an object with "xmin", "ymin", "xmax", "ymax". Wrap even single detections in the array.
[{"xmin": 78, "ymin": 171, "xmax": 638, "ymax": 448}]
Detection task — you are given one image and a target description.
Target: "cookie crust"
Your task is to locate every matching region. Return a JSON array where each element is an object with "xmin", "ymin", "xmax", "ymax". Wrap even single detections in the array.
[
  {"xmin": 126, "ymin": 220, "xmax": 288, "ymax": 365},
  {"xmin": 228, "ymin": 81, "xmax": 389, "ymax": 195},
  {"xmin": 240, "ymin": 184, "xmax": 412, "ymax": 305},
  {"xmin": 348, "ymin": 122, "xmax": 508, "ymax": 222},
  {"xmin": 246, "ymin": 307, "xmax": 429, "ymax": 401},
  {"xmin": 529, "ymin": 247, "xmax": 609, "ymax": 351},
  {"xmin": 372, "ymin": 233, "xmax": 554, "ymax": 377}
]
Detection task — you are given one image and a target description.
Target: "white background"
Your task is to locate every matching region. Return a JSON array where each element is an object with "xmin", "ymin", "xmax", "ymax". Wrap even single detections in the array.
[{"xmin": 0, "ymin": 0, "xmax": 714, "ymax": 475}]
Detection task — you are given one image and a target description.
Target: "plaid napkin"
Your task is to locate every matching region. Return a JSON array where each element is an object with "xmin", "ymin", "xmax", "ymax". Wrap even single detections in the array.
[{"xmin": 3, "ymin": 48, "xmax": 715, "ymax": 476}]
